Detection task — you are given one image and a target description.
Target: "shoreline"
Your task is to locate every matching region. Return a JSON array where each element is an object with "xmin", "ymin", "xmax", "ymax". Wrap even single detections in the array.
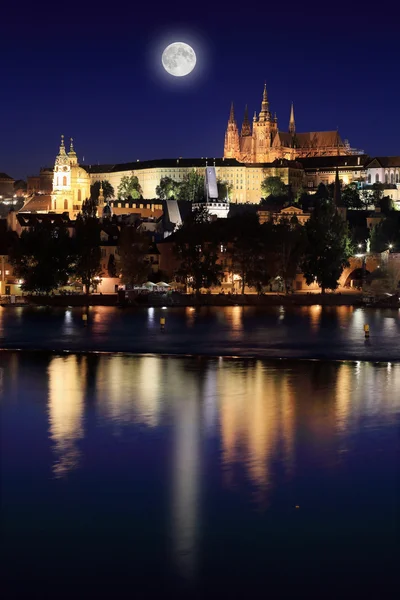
[
  {"xmin": 1, "ymin": 293, "xmax": 399, "ymax": 309},
  {"xmin": 0, "ymin": 346, "xmax": 398, "ymax": 364}
]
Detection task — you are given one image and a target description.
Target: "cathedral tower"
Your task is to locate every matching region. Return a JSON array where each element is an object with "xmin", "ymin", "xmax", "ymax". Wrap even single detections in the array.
[
  {"xmin": 224, "ymin": 102, "xmax": 240, "ymax": 159},
  {"xmin": 251, "ymin": 83, "xmax": 278, "ymax": 163}
]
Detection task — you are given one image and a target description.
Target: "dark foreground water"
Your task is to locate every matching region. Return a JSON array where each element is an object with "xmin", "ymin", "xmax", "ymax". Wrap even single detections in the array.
[
  {"xmin": 1, "ymin": 304, "xmax": 400, "ymax": 360},
  {"xmin": 1, "ymin": 352, "xmax": 399, "ymax": 598}
]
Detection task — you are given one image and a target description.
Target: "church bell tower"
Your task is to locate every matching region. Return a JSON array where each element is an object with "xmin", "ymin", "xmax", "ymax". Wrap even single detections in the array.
[{"xmin": 223, "ymin": 102, "xmax": 240, "ymax": 159}]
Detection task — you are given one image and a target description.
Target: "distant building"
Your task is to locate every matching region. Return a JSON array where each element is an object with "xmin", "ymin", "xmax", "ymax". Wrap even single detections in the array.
[
  {"xmin": 258, "ymin": 204, "xmax": 311, "ymax": 225},
  {"xmin": 299, "ymin": 155, "xmax": 369, "ymax": 190},
  {"xmin": 27, "ymin": 168, "xmax": 53, "ymax": 194},
  {"xmin": 0, "ymin": 173, "xmax": 15, "ymax": 199},
  {"xmin": 224, "ymin": 84, "xmax": 357, "ymax": 164}
]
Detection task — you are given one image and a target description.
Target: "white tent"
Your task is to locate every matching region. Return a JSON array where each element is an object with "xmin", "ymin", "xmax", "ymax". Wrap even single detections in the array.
[
  {"xmin": 155, "ymin": 281, "xmax": 170, "ymax": 288},
  {"xmin": 144, "ymin": 281, "xmax": 157, "ymax": 289}
]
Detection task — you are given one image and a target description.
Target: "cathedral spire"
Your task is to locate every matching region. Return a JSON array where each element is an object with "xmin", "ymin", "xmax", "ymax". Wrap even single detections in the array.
[
  {"xmin": 229, "ymin": 101, "xmax": 235, "ymax": 123},
  {"xmin": 253, "ymin": 110, "xmax": 257, "ymax": 122},
  {"xmin": 259, "ymin": 82, "xmax": 270, "ymax": 121},
  {"xmin": 69, "ymin": 137, "xmax": 75, "ymax": 153},
  {"xmin": 289, "ymin": 102, "xmax": 295, "ymax": 134},
  {"xmin": 241, "ymin": 104, "xmax": 251, "ymax": 136}
]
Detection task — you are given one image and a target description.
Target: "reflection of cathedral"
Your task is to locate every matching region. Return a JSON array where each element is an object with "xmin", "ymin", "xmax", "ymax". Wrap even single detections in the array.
[{"xmin": 224, "ymin": 83, "xmax": 352, "ymax": 163}]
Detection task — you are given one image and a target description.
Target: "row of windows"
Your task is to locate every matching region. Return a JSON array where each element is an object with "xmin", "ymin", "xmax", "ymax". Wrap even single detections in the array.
[{"xmin": 367, "ymin": 173, "xmax": 399, "ymax": 184}]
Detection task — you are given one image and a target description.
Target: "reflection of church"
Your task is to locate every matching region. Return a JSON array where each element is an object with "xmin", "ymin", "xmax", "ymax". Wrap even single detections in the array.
[{"xmin": 224, "ymin": 83, "xmax": 352, "ymax": 163}]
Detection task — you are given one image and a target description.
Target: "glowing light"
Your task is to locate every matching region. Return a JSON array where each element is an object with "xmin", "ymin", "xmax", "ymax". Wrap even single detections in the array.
[{"xmin": 162, "ymin": 42, "xmax": 196, "ymax": 77}]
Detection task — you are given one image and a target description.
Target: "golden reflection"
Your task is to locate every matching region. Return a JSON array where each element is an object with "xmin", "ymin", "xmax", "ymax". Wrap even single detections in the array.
[
  {"xmin": 309, "ymin": 304, "xmax": 322, "ymax": 332},
  {"xmin": 335, "ymin": 363, "xmax": 352, "ymax": 439},
  {"xmin": 336, "ymin": 305, "xmax": 353, "ymax": 327},
  {"xmin": 171, "ymin": 389, "xmax": 201, "ymax": 580},
  {"xmin": 219, "ymin": 361, "xmax": 294, "ymax": 500},
  {"xmin": 229, "ymin": 305, "xmax": 243, "ymax": 332},
  {"xmin": 96, "ymin": 356, "xmax": 161, "ymax": 427},
  {"xmin": 185, "ymin": 306, "xmax": 196, "ymax": 327},
  {"xmin": 48, "ymin": 355, "xmax": 86, "ymax": 478}
]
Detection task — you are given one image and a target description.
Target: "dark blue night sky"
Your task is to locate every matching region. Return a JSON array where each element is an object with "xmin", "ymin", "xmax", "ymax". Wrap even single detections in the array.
[{"xmin": 1, "ymin": 0, "xmax": 399, "ymax": 180}]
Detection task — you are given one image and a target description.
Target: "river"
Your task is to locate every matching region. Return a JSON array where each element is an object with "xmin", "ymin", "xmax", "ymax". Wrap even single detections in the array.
[
  {"xmin": 0, "ymin": 305, "xmax": 399, "ymax": 360},
  {"xmin": 1, "ymin": 308, "xmax": 399, "ymax": 597}
]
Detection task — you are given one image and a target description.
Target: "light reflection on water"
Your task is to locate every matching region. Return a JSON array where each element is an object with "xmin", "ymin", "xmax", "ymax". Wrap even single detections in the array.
[
  {"xmin": 1, "ymin": 305, "xmax": 400, "ymax": 361},
  {"xmin": 1, "ymin": 351, "xmax": 399, "ymax": 593}
]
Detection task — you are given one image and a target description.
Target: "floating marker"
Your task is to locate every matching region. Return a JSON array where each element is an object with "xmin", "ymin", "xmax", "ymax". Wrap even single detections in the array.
[{"xmin": 364, "ymin": 323, "xmax": 369, "ymax": 338}]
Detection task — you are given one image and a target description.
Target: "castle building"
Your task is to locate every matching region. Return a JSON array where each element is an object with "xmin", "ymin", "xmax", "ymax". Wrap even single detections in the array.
[
  {"xmin": 51, "ymin": 136, "xmax": 90, "ymax": 217},
  {"xmin": 224, "ymin": 83, "xmax": 354, "ymax": 163}
]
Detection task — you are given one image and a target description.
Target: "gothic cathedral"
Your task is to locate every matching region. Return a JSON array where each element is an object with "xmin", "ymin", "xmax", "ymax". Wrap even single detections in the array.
[{"xmin": 224, "ymin": 84, "xmax": 352, "ymax": 163}]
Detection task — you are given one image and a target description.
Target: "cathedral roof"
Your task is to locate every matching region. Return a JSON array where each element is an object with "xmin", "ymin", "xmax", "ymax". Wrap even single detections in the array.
[{"xmin": 274, "ymin": 131, "xmax": 345, "ymax": 149}]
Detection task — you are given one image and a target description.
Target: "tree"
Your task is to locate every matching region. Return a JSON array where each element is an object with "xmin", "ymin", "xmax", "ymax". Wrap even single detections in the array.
[
  {"xmin": 155, "ymin": 176, "xmax": 181, "ymax": 200},
  {"xmin": 107, "ymin": 254, "xmax": 118, "ymax": 277},
  {"xmin": 342, "ymin": 183, "xmax": 363, "ymax": 209},
  {"xmin": 81, "ymin": 196, "xmax": 98, "ymax": 219},
  {"xmin": 174, "ymin": 207, "xmax": 222, "ymax": 294},
  {"xmin": 90, "ymin": 180, "xmax": 114, "ymax": 201},
  {"xmin": 267, "ymin": 219, "xmax": 306, "ymax": 292},
  {"xmin": 261, "ymin": 175, "xmax": 287, "ymax": 197},
  {"xmin": 74, "ymin": 211, "xmax": 103, "ymax": 294},
  {"xmin": 10, "ymin": 224, "xmax": 75, "ymax": 294},
  {"xmin": 117, "ymin": 174, "xmax": 143, "ymax": 200},
  {"xmin": 227, "ymin": 213, "xmax": 268, "ymax": 294},
  {"xmin": 178, "ymin": 169, "xmax": 204, "ymax": 202},
  {"xmin": 217, "ymin": 179, "xmax": 232, "ymax": 200},
  {"xmin": 301, "ymin": 203, "xmax": 353, "ymax": 293},
  {"xmin": 370, "ymin": 212, "xmax": 400, "ymax": 252},
  {"xmin": 118, "ymin": 227, "xmax": 150, "ymax": 286}
]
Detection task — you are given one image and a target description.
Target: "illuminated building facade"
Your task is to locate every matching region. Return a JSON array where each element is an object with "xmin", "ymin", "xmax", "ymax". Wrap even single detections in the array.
[
  {"xmin": 224, "ymin": 83, "xmax": 355, "ymax": 163},
  {"xmin": 51, "ymin": 136, "xmax": 90, "ymax": 218}
]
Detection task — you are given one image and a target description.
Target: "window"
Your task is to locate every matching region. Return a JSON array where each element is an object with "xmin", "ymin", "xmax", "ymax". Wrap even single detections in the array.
[
  {"xmin": 5, "ymin": 270, "xmax": 10, "ymax": 275},
  {"xmin": 390, "ymin": 173, "xmax": 394, "ymax": 184},
  {"xmin": 78, "ymin": 190, "xmax": 81, "ymax": 202},
  {"xmin": 63, "ymin": 176, "xmax": 67, "ymax": 186},
  {"xmin": 375, "ymin": 174, "xmax": 379, "ymax": 183},
  {"xmin": 385, "ymin": 173, "xmax": 389, "ymax": 184},
  {"xmin": 64, "ymin": 199, "xmax": 68, "ymax": 210},
  {"xmin": 368, "ymin": 173, "xmax": 371, "ymax": 183},
  {"xmin": 396, "ymin": 173, "xmax": 399, "ymax": 184}
]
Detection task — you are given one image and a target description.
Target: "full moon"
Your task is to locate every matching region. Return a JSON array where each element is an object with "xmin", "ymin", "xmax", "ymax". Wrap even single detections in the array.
[{"xmin": 162, "ymin": 42, "xmax": 196, "ymax": 77}]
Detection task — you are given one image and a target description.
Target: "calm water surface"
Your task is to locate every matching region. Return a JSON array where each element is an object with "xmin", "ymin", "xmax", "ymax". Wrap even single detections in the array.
[
  {"xmin": 1, "ymin": 352, "xmax": 399, "ymax": 598},
  {"xmin": 1, "ymin": 305, "xmax": 400, "ymax": 360}
]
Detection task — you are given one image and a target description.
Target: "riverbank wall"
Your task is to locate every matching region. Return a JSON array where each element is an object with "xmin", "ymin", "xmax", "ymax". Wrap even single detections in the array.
[{"xmin": 2, "ymin": 292, "xmax": 396, "ymax": 309}]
